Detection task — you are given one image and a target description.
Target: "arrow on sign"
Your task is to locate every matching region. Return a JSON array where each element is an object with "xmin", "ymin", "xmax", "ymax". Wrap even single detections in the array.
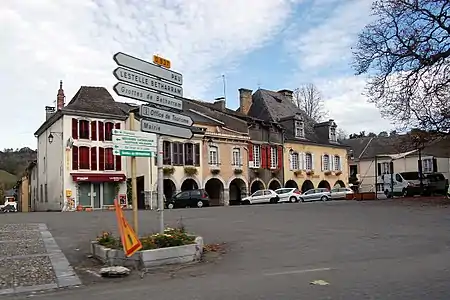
[
  {"xmin": 141, "ymin": 119, "xmax": 193, "ymax": 139},
  {"xmin": 140, "ymin": 105, "xmax": 193, "ymax": 127},
  {"xmin": 113, "ymin": 82, "xmax": 183, "ymax": 111},
  {"xmin": 113, "ymin": 52, "xmax": 183, "ymax": 85}
]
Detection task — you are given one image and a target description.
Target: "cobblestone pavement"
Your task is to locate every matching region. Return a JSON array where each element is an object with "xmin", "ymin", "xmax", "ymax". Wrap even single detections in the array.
[{"xmin": 0, "ymin": 223, "xmax": 81, "ymax": 295}]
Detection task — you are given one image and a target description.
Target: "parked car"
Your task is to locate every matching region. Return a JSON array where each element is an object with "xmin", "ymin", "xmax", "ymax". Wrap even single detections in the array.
[
  {"xmin": 274, "ymin": 188, "xmax": 301, "ymax": 203},
  {"xmin": 330, "ymin": 187, "xmax": 354, "ymax": 200},
  {"xmin": 424, "ymin": 172, "xmax": 448, "ymax": 195},
  {"xmin": 165, "ymin": 189, "xmax": 210, "ymax": 209},
  {"xmin": 298, "ymin": 188, "xmax": 331, "ymax": 202},
  {"xmin": 242, "ymin": 189, "xmax": 279, "ymax": 205}
]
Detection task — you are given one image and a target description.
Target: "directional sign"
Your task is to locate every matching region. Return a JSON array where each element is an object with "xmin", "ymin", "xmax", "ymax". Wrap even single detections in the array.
[
  {"xmin": 141, "ymin": 119, "xmax": 193, "ymax": 139},
  {"xmin": 140, "ymin": 105, "xmax": 193, "ymax": 127},
  {"xmin": 114, "ymin": 67, "xmax": 183, "ymax": 98},
  {"xmin": 113, "ymin": 83, "xmax": 183, "ymax": 111},
  {"xmin": 112, "ymin": 129, "xmax": 156, "ymax": 139},
  {"xmin": 112, "ymin": 135, "xmax": 156, "ymax": 148},
  {"xmin": 114, "ymin": 144, "xmax": 155, "ymax": 152},
  {"xmin": 113, "ymin": 52, "xmax": 182, "ymax": 85},
  {"xmin": 113, "ymin": 149, "xmax": 154, "ymax": 157}
]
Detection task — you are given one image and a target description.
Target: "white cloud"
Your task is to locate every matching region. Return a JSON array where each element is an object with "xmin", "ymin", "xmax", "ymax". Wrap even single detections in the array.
[{"xmin": 0, "ymin": 0, "xmax": 298, "ymax": 149}]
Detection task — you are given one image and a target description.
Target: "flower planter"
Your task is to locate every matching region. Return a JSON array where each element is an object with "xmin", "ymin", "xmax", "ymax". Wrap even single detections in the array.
[{"xmin": 91, "ymin": 236, "xmax": 204, "ymax": 268}]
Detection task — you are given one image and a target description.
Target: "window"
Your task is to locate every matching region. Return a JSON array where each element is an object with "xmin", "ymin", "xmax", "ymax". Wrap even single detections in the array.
[
  {"xmin": 172, "ymin": 142, "xmax": 184, "ymax": 165},
  {"xmin": 329, "ymin": 127, "xmax": 337, "ymax": 142},
  {"xmin": 270, "ymin": 147, "xmax": 277, "ymax": 169},
  {"xmin": 105, "ymin": 148, "xmax": 114, "ymax": 170},
  {"xmin": 79, "ymin": 120, "xmax": 90, "ymax": 139},
  {"xmin": 395, "ymin": 174, "xmax": 403, "ymax": 182},
  {"xmin": 323, "ymin": 154, "xmax": 330, "ymax": 171},
  {"xmin": 91, "ymin": 121, "xmax": 97, "ymax": 141},
  {"xmin": 99, "ymin": 147, "xmax": 105, "ymax": 170},
  {"xmin": 290, "ymin": 152, "xmax": 299, "ymax": 170},
  {"xmin": 423, "ymin": 158, "xmax": 433, "ymax": 173},
  {"xmin": 252, "ymin": 190, "xmax": 263, "ymax": 197},
  {"xmin": 72, "ymin": 146, "xmax": 78, "ymax": 170},
  {"xmin": 253, "ymin": 145, "xmax": 261, "ymax": 168},
  {"xmin": 105, "ymin": 122, "xmax": 114, "ymax": 141},
  {"xmin": 232, "ymin": 148, "xmax": 241, "ymax": 167},
  {"xmin": 91, "ymin": 147, "xmax": 97, "ymax": 170},
  {"xmin": 334, "ymin": 155, "xmax": 341, "ymax": 171},
  {"xmin": 295, "ymin": 121, "xmax": 304, "ymax": 138},
  {"xmin": 184, "ymin": 143, "xmax": 194, "ymax": 165},
  {"xmin": 44, "ymin": 184, "xmax": 48, "ymax": 202},
  {"xmin": 305, "ymin": 153, "xmax": 312, "ymax": 170},
  {"xmin": 98, "ymin": 121, "xmax": 104, "ymax": 141},
  {"xmin": 40, "ymin": 184, "xmax": 43, "ymax": 203},
  {"xmin": 163, "ymin": 141, "xmax": 172, "ymax": 165},
  {"xmin": 194, "ymin": 144, "xmax": 200, "ymax": 166},
  {"xmin": 72, "ymin": 118, "xmax": 78, "ymax": 139},
  {"xmin": 381, "ymin": 162, "xmax": 390, "ymax": 174},
  {"xmin": 209, "ymin": 146, "xmax": 218, "ymax": 166},
  {"xmin": 79, "ymin": 146, "xmax": 90, "ymax": 169}
]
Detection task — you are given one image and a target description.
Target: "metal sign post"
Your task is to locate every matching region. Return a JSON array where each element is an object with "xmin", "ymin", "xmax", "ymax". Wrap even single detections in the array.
[
  {"xmin": 129, "ymin": 112, "xmax": 138, "ymax": 234},
  {"xmin": 157, "ymin": 135, "xmax": 164, "ymax": 233}
]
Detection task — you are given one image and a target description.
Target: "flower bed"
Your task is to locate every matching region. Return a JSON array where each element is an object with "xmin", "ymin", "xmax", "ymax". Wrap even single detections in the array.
[{"xmin": 91, "ymin": 228, "xmax": 204, "ymax": 268}]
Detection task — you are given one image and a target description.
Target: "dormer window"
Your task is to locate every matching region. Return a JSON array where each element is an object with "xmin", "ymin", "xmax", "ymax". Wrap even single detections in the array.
[
  {"xmin": 294, "ymin": 120, "xmax": 304, "ymax": 138},
  {"xmin": 329, "ymin": 126, "xmax": 337, "ymax": 142}
]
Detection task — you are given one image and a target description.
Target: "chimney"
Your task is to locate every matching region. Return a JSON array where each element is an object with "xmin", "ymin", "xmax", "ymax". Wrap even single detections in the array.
[
  {"xmin": 278, "ymin": 89, "xmax": 293, "ymax": 102},
  {"xmin": 56, "ymin": 80, "xmax": 65, "ymax": 110},
  {"xmin": 45, "ymin": 106, "xmax": 55, "ymax": 120},
  {"xmin": 238, "ymin": 88, "xmax": 253, "ymax": 115},
  {"xmin": 213, "ymin": 97, "xmax": 226, "ymax": 111}
]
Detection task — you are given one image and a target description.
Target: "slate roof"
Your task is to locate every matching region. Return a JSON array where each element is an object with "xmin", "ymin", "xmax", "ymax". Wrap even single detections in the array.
[
  {"xmin": 247, "ymin": 89, "xmax": 345, "ymax": 147},
  {"xmin": 35, "ymin": 86, "xmax": 127, "ymax": 136}
]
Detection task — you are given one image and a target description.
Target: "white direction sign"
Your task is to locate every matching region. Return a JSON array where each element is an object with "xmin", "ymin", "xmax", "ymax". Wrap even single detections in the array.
[
  {"xmin": 113, "ymin": 52, "xmax": 183, "ymax": 85},
  {"xmin": 112, "ymin": 129, "xmax": 157, "ymax": 140},
  {"xmin": 112, "ymin": 136, "xmax": 156, "ymax": 148},
  {"xmin": 140, "ymin": 105, "xmax": 193, "ymax": 127},
  {"xmin": 113, "ymin": 83, "xmax": 183, "ymax": 111},
  {"xmin": 141, "ymin": 119, "xmax": 193, "ymax": 139},
  {"xmin": 113, "ymin": 144, "xmax": 155, "ymax": 152},
  {"xmin": 114, "ymin": 67, "xmax": 183, "ymax": 98}
]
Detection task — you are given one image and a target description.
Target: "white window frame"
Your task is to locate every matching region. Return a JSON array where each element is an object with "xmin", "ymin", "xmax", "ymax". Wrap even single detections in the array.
[
  {"xmin": 333, "ymin": 155, "xmax": 341, "ymax": 171},
  {"xmin": 209, "ymin": 146, "xmax": 218, "ymax": 166},
  {"xmin": 323, "ymin": 154, "xmax": 330, "ymax": 171},
  {"xmin": 290, "ymin": 152, "xmax": 299, "ymax": 170},
  {"xmin": 232, "ymin": 148, "xmax": 241, "ymax": 167},
  {"xmin": 295, "ymin": 121, "xmax": 305, "ymax": 138},
  {"xmin": 422, "ymin": 158, "xmax": 433, "ymax": 173},
  {"xmin": 305, "ymin": 153, "xmax": 312, "ymax": 170},
  {"xmin": 253, "ymin": 145, "xmax": 261, "ymax": 168},
  {"xmin": 329, "ymin": 127, "xmax": 337, "ymax": 142},
  {"xmin": 381, "ymin": 161, "xmax": 390, "ymax": 174},
  {"xmin": 270, "ymin": 147, "xmax": 277, "ymax": 169}
]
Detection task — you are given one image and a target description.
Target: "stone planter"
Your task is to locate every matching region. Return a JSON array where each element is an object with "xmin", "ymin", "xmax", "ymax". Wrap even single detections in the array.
[{"xmin": 91, "ymin": 236, "xmax": 204, "ymax": 268}]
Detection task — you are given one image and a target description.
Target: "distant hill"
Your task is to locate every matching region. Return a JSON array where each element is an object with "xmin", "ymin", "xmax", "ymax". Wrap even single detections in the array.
[
  {"xmin": 0, "ymin": 170, "xmax": 18, "ymax": 188},
  {"xmin": 0, "ymin": 147, "xmax": 36, "ymax": 178}
]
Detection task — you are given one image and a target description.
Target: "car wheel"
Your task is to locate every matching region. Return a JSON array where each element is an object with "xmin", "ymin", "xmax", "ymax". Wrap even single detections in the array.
[
  {"xmin": 300, "ymin": 197, "xmax": 305, "ymax": 202},
  {"xmin": 197, "ymin": 201, "xmax": 204, "ymax": 208},
  {"xmin": 321, "ymin": 196, "xmax": 329, "ymax": 201},
  {"xmin": 289, "ymin": 196, "xmax": 297, "ymax": 203},
  {"xmin": 167, "ymin": 203, "xmax": 174, "ymax": 209},
  {"xmin": 243, "ymin": 200, "xmax": 251, "ymax": 205}
]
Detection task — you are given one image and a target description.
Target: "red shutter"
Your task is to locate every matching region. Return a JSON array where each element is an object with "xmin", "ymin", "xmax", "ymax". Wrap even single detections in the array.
[
  {"xmin": 277, "ymin": 146, "xmax": 283, "ymax": 169},
  {"xmin": 91, "ymin": 121, "xmax": 97, "ymax": 141},
  {"xmin": 115, "ymin": 155, "xmax": 121, "ymax": 171},
  {"xmin": 98, "ymin": 122, "xmax": 104, "ymax": 141},
  {"xmin": 72, "ymin": 146, "xmax": 79, "ymax": 170},
  {"xmin": 91, "ymin": 147, "xmax": 97, "ymax": 170},
  {"xmin": 268, "ymin": 146, "xmax": 272, "ymax": 168},
  {"xmin": 261, "ymin": 145, "xmax": 266, "ymax": 169},
  {"xmin": 99, "ymin": 147, "xmax": 105, "ymax": 171},
  {"xmin": 72, "ymin": 118, "xmax": 78, "ymax": 139},
  {"xmin": 248, "ymin": 143, "xmax": 253, "ymax": 161},
  {"xmin": 115, "ymin": 123, "xmax": 121, "ymax": 130}
]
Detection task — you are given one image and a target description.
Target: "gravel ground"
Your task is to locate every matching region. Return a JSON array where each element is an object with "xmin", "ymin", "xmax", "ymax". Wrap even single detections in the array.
[
  {"xmin": 0, "ymin": 256, "xmax": 56, "ymax": 289},
  {"xmin": 0, "ymin": 224, "xmax": 40, "ymax": 231},
  {"xmin": 0, "ymin": 239, "xmax": 46, "ymax": 256},
  {"xmin": 0, "ymin": 230, "xmax": 41, "ymax": 241}
]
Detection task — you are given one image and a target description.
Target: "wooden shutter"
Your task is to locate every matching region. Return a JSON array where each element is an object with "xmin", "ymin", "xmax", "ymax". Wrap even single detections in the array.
[
  {"xmin": 72, "ymin": 118, "xmax": 78, "ymax": 139},
  {"xmin": 261, "ymin": 145, "xmax": 266, "ymax": 169},
  {"xmin": 178, "ymin": 143, "xmax": 184, "ymax": 165},
  {"xmin": 91, "ymin": 121, "xmax": 97, "ymax": 141},
  {"xmin": 91, "ymin": 147, "xmax": 97, "ymax": 170},
  {"xmin": 99, "ymin": 147, "xmax": 105, "ymax": 171},
  {"xmin": 72, "ymin": 146, "xmax": 78, "ymax": 170},
  {"xmin": 248, "ymin": 142, "xmax": 253, "ymax": 161},
  {"xmin": 194, "ymin": 143, "xmax": 200, "ymax": 166},
  {"xmin": 277, "ymin": 146, "xmax": 282, "ymax": 169},
  {"xmin": 115, "ymin": 155, "xmax": 121, "ymax": 171},
  {"xmin": 433, "ymin": 158, "xmax": 438, "ymax": 172},
  {"xmin": 98, "ymin": 121, "xmax": 104, "ymax": 141},
  {"xmin": 377, "ymin": 163, "xmax": 381, "ymax": 176}
]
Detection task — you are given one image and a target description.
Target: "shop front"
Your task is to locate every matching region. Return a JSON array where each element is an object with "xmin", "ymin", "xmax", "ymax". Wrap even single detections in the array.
[{"xmin": 71, "ymin": 173, "xmax": 126, "ymax": 209}]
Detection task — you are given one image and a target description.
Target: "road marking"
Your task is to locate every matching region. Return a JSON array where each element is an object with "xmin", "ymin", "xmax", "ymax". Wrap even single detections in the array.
[{"xmin": 264, "ymin": 267, "xmax": 332, "ymax": 276}]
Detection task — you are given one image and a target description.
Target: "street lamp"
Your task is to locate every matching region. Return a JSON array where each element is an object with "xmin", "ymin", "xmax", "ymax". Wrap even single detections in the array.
[
  {"xmin": 289, "ymin": 148, "xmax": 294, "ymax": 155},
  {"xmin": 48, "ymin": 132, "xmax": 63, "ymax": 144}
]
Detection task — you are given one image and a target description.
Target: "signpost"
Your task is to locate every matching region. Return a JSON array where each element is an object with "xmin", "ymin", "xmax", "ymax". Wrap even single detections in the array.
[{"xmin": 113, "ymin": 51, "xmax": 192, "ymax": 235}]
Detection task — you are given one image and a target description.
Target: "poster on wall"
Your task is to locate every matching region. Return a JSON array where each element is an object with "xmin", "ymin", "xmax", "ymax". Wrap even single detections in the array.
[{"xmin": 119, "ymin": 194, "xmax": 127, "ymax": 206}]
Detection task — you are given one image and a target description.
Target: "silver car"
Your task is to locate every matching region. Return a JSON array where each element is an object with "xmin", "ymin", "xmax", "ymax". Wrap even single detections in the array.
[
  {"xmin": 299, "ymin": 188, "xmax": 331, "ymax": 202},
  {"xmin": 330, "ymin": 187, "xmax": 354, "ymax": 200}
]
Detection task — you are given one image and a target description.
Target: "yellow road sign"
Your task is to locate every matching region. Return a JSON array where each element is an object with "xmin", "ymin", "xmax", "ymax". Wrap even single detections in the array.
[
  {"xmin": 153, "ymin": 55, "xmax": 171, "ymax": 69},
  {"xmin": 114, "ymin": 199, "xmax": 142, "ymax": 257}
]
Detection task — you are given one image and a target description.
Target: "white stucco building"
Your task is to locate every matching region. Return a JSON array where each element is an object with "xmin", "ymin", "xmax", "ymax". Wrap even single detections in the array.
[{"xmin": 33, "ymin": 82, "xmax": 128, "ymax": 211}]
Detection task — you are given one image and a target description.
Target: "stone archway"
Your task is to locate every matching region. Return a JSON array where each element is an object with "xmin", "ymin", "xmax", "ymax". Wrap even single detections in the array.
[
  {"xmin": 163, "ymin": 179, "xmax": 176, "ymax": 201},
  {"xmin": 268, "ymin": 179, "xmax": 282, "ymax": 191},
  {"xmin": 229, "ymin": 178, "xmax": 247, "ymax": 206},
  {"xmin": 285, "ymin": 180, "xmax": 298, "ymax": 189},
  {"xmin": 250, "ymin": 179, "xmax": 265, "ymax": 194},
  {"xmin": 301, "ymin": 180, "xmax": 314, "ymax": 193},
  {"xmin": 334, "ymin": 180, "xmax": 345, "ymax": 188},
  {"xmin": 318, "ymin": 180, "xmax": 331, "ymax": 190},
  {"xmin": 181, "ymin": 178, "xmax": 199, "ymax": 191},
  {"xmin": 205, "ymin": 178, "xmax": 224, "ymax": 206}
]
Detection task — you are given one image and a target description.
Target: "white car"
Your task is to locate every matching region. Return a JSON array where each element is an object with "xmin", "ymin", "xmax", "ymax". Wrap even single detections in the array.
[
  {"xmin": 274, "ymin": 188, "xmax": 301, "ymax": 203},
  {"xmin": 242, "ymin": 189, "xmax": 279, "ymax": 205},
  {"xmin": 298, "ymin": 188, "xmax": 331, "ymax": 202},
  {"xmin": 330, "ymin": 187, "xmax": 354, "ymax": 200}
]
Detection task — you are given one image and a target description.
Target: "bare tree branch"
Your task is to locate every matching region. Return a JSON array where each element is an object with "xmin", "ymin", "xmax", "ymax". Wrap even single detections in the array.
[
  {"xmin": 292, "ymin": 83, "xmax": 328, "ymax": 122},
  {"xmin": 353, "ymin": 0, "xmax": 450, "ymax": 135}
]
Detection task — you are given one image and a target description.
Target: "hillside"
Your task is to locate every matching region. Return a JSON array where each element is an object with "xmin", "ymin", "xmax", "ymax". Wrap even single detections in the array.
[{"xmin": 0, "ymin": 147, "xmax": 36, "ymax": 179}]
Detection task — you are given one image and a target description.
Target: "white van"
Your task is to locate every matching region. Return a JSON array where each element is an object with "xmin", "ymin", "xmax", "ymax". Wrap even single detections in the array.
[{"xmin": 377, "ymin": 172, "xmax": 424, "ymax": 197}]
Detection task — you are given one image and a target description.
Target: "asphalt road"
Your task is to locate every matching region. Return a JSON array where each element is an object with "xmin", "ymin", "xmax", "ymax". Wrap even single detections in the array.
[{"xmin": 2, "ymin": 199, "xmax": 450, "ymax": 299}]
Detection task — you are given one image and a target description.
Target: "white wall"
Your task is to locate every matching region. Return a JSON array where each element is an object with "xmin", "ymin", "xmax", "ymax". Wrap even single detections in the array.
[{"xmin": 29, "ymin": 165, "xmax": 38, "ymax": 211}]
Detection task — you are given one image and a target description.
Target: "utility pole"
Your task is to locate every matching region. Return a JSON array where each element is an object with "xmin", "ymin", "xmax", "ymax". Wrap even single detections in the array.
[{"xmin": 129, "ymin": 112, "xmax": 138, "ymax": 235}]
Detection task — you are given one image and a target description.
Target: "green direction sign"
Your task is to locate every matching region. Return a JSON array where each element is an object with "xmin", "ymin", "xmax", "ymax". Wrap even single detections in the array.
[{"xmin": 113, "ymin": 149, "xmax": 154, "ymax": 157}]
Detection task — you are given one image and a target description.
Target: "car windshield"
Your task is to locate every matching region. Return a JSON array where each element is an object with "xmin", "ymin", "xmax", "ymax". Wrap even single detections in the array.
[
  {"xmin": 275, "ymin": 188, "xmax": 292, "ymax": 194},
  {"xmin": 400, "ymin": 172, "xmax": 422, "ymax": 180}
]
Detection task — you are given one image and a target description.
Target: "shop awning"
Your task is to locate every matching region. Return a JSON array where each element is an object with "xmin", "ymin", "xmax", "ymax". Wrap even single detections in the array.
[{"xmin": 71, "ymin": 173, "xmax": 126, "ymax": 182}]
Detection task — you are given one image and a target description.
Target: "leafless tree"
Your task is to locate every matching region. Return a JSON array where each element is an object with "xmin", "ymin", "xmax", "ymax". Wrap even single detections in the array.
[
  {"xmin": 353, "ymin": 0, "xmax": 450, "ymax": 135},
  {"xmin": 337, "ymin": 128, "xmax": 348, "ymax": 141},
  {"xmin": 292, "ymin": 84, "xmax": 328, "ymax": 122}
]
